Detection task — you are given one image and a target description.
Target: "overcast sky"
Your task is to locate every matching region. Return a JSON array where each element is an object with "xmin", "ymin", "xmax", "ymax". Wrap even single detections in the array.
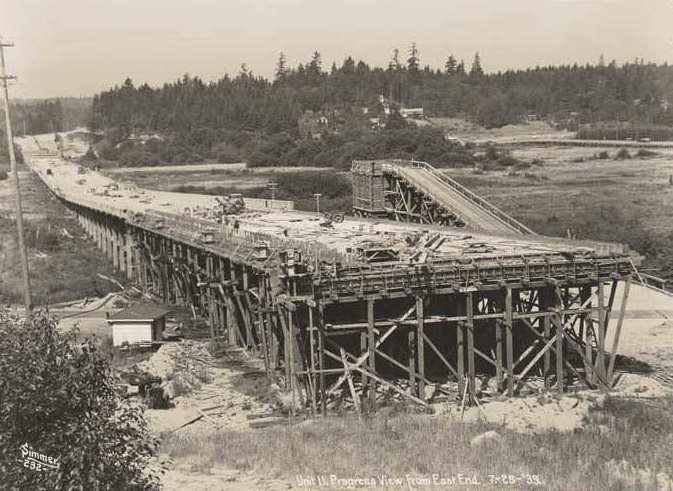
[{"xmin": 2, "ymin": 0, "xmax": 673, "ymax": 99}]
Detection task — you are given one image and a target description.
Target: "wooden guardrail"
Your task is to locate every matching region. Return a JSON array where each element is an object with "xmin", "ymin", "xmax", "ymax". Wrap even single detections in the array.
[{"xmin": 388, "ymin": 160, "xmax": 536, "ymax": 235}]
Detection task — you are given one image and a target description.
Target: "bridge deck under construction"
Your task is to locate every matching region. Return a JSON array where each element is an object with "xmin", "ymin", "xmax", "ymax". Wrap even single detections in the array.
[{"xmin": 19, "ymin": 134, "xmax": 636, "ymax": 412}]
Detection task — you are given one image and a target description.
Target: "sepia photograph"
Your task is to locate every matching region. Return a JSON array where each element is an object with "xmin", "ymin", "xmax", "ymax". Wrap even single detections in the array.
[{"xmin": 1, "ymin": 1, "xmax": 673, "ymax": 489}]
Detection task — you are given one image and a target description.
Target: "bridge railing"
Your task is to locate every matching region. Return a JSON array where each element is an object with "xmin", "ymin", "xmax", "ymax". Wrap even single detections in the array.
[{"xmin": 403, "ymin": 160, "xmax": 536, "ymax": 235}]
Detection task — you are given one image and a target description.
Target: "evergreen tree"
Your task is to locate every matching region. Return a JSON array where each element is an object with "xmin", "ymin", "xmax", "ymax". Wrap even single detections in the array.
[
  {"xmin": 275, "ymin": 52, "xmax": 288, "ymax": 82},
  {"xmin": 309, "ymin": 51, "xmax": 322, "ymax": 73},
  {"xmin": 445, "ymin": 54, "xmax": 458, "ymax": 75},
  {"xmin": 470, "ymin": 52, "xmax": 484, "ymax": 78},
  {"xmin": 407, "ymin": 42, "xmax": 419, "ymax": 72},
  {"xmin": 389, "ymin": 48, "xmax": 402, "ymax": 71}
]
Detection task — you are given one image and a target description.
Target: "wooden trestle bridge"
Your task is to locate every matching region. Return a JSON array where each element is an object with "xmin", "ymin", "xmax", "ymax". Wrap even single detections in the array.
[{"xmin": 22, "ymin": 141, "xmax": 636, "ymax": 413}]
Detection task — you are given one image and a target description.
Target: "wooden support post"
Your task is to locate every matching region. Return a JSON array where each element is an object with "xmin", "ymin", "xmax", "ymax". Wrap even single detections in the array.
[
  {"xmin": 223, "ymin": 260, "xmax": 235, "ymax": 345},
  {"xmin": 596, "ymin": 282, "xmax": 606, "ymax": 382},
  {"xmin": 206, "ymin": 255, "xmax": 215, "ymax": 338},
  {"xmin": 280, "ymin": 307, "xmax": 292, "ymax": 400},
  {"xmin": 604, "ymin": 279, "xmax": 618, "ymax": 329},
  {"xmin": 360, "ymin": 303, "xmax": 368, "ymax": 394},
  {"xmin": 287, "ymin": 309, "xmax": 297, "ymax": 414},
  {"xmin": 318, "ymin": 304, "xmax": 327, "ymax": 413},
  {"xmin": 541, "ymin": 288, "xmax": 551, "ymax": 387},
  {"xmin": 416, "ymin": 295, "xmax": 425, "ymax": 401},
  {"xmin": 457, "ymin": 319, "xmax": 465, "ymax": 396},
  {"xmin": 408, "ymin": 323, "xmax": 416, "ymax": 397},
  {"xmin": 495, "ymin": 319, "xmax": 503, "ymax": 392},
  {"xmin": 367, "ymin": 298, "xmax": 376, "ymax": 403},
  {"xmin": 582, "ymin": 287, "xmax": 593, "ymax": 383},
  {"xmin": 125, "ymin": 230, "xmax": 134, "ymax": 282},
  {"xmin": 505, "ymin": 287, "xmax": 514, "ymax": 397},
  {"xmin": 465, "ymin": 293, "xmax": 475, "ymax": 404},
  {"xmin": 308, "ymin": 306, "xmax": 317, "ymax": 414},
  {"xmin": 340, "ymin": 348, "xmax": 361, "ymax": 414},
  {"xmin": 554, "ymin": 287, "xmax": 564, "ymax": 394},
  {"xmin": 607, "ymin": 276, "xmax": 632, "ymax": 384}
]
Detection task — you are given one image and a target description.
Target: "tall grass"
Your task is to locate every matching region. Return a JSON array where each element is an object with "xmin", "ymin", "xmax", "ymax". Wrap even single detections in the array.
[{"xmin": 161, "ymin": 397, "xmax": 673, "ymax": 490}]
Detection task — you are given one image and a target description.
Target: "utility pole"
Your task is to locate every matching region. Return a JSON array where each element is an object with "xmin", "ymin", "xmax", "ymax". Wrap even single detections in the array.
[
  {"xmin": 314, "ymin": 193, "xmax": 322, "ymax": 213},
  {"xmin": 267, "ymin": 181, "xmax": 277, "ymax": 202},
  {"xmin": 1, "ymin": 38, "xmax": 32, "ymax": 317}
]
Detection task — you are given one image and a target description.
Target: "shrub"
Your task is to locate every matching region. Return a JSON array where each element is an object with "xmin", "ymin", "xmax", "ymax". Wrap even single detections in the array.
[
  {"xmin": 211, "ymin": 143, "xmax": 242, "ymax": 163},
  {"xmin": 511, "ymin": 160, "xmax": 531, "ymax": 170},
  {"xmin": 0, "ymin": 170, "xmax": 8, "ymax": 180},
  {"xmin": 0, "ymin": 310, "xmax": 159, "ymax": 489},
  {"xmin": 498, "ymin": 155, "xmax": 520, "ymax": 168},
  {"xmin": 118, "ymin": 149, "xmax": 160, "ymax": 167},
  {"xmin": 598, "ymin": 151, "xmax": 610, "ymax": 159},
  {"xmin": 615, "ymin": 148, "xmax": 631, "ymax": 159},
  {"xmin": 635, "ymin": 149, "xmax": 659, "ymax": 158}
]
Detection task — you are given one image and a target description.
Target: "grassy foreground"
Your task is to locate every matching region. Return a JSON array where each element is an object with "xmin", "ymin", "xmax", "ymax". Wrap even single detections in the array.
[{"xmin": 161, "ymin": 397, "xmax": 673, "ymax": 490}]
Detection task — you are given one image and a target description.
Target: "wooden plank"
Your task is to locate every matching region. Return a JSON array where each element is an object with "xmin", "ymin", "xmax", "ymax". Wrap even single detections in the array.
[
  {"xmin": 408, "ymin": 324, "xmax": 416, "ymax": 397},
  {"xmin": 416, "ymin": 296, "xmax": 425, "ymax": 400},
  {"xmin": 541, "ymin": 288, "xmax": 551, "ymax": 386},
  {"xmin": 457, "ymin": 318, "xmax": 465, "ymax": 396},
  {"xmin": 505, "ymin": 287, "xmax": 514, "ymax": 397},
  {"xmin": 604, "ymin": 278, "xmax": 618, "ymax": 329},
  {"xmin": 367, "ymin": 298, "xmax": 376, "ymax": 402},
  {"xmin": 554, "ymin": 288, "xmax": 564, "ymax": 394},
  {"xmin": 596, "ymin": 282, "xmax": 606, "ymax": 381},
  {"xmin": 259, "ymin": 309, "xmax": 271, "ymax": 380},
  {"xmin": 288, "ymin": 309, "xmax": 299, "ymax": 412},
  {"xmin": 422, "ymin": 332, "xmax": 460, "ymax": 380},
  {"xmin": 326, "ymin": 323, "xmax": 400, "ymax": 396},
  {"xmin": 234, "ymin": 290, "xmax": 252, "ymax": 349},
  {"xmin": 308, "ymin": 306, "xmax": 317, "ymax": 415},
  {"xmin": 495, "ymin": 319, "xmax": 503, "ymax": 391},
  {"xmin": 583, "ymin": 287, "xmax": 594, "ymax": 383},
  {"xmin": 323, "ymin": 348, "xmax": 428, "ymax": 408},
  {"xmin": 318, "ymin": 305, "xmax": 327, "ymax": 413},
  {"xmin": 607, "ymin": 276, "xmax": 632, "ymax": 384},
  {"xmin": 340, "ymin": 348, "xmax": 361, "ymax": 414},
  {"xmin": 374, "ymin": 348, "xmax": 454, "ymax": 400},
  {"xmin": 276, "ymin": 305, "xmax": 291, "ymax": 389},
  {"xmin": 465, "ymin": 293, "xmax": 475, "ymax": 403},
  {"xmin": 517, "ymin": 334, "xmax": 557, "ymax": 385}
]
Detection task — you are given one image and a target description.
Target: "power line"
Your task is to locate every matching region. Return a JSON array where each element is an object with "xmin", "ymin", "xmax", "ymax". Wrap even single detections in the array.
[{"xmin": 1, "ymin": 37, "xmax": 32, "ymax": 317}]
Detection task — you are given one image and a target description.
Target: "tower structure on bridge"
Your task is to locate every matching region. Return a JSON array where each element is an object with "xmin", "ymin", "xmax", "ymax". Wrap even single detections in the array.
[{"xmin": 351, "ymin": 160, "xmax": 387, "ymax": 218}]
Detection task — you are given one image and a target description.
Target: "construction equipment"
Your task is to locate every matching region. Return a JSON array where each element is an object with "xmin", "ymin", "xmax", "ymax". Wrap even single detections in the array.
[
  {"xmin": 323, "ymin": 212, "xmax": 344, "ymax": 223},
  {"xmin": 214, "ymin": 194, "xmax": 245, "ymax": 216}
]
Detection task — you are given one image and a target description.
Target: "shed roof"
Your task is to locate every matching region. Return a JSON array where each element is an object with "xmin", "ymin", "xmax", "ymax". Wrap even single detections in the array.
[{"xmin": 108, "ymin": 303, "xmax": 170, "ymax": 321}]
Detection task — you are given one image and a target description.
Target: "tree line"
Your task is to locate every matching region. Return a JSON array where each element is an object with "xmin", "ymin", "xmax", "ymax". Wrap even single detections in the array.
[
  {"xmin": 90, "ymin": 48, "xmax": 673, "ymax": 132},
  {"xmin": 83, "ymin": 46, "xmax": 673, "ymax": 168}
]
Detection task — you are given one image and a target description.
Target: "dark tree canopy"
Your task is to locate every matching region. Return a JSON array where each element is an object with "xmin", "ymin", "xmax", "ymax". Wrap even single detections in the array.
[
  {"xmin": 89, "ymin": 52, "xmax": 673, "ymax": 134},
  {"xmin": 85, "ymin": 48, "xmax": 673, "ymax": 169}
]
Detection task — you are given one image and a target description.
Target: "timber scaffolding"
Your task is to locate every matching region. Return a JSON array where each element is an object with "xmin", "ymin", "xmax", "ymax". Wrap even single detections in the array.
[
  {"xmin": 352, "ymin": 159, "xmax": 535, "ymax": 234},
  {"xmin": 24, "ymin": 149, "xmax": 638, "ymax": 413}
]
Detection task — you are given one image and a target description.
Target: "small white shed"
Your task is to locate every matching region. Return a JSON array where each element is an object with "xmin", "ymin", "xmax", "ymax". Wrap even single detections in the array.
[{"xmin": 107, "ymin": 304, "xmax": 170, "ymax": 347}]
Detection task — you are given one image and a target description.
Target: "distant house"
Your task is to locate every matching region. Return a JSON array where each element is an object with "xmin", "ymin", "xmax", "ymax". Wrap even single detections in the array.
[
  {"xmin": 400, "ymin": 107, "xmax": 424, "ymax": 119},
  {"xmin": 107, "ymin": 304, "xmax": 170, "ymax": 347}
]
